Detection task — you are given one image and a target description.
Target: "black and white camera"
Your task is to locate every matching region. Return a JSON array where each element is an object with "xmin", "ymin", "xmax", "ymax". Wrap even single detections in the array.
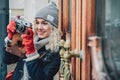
[{"xmin": 14, "ymin": 16, "xmax": 32, "ymax": 33}]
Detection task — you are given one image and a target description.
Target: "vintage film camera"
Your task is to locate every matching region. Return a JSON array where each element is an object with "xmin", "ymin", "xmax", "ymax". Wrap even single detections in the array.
[{"xmin": 14, "ymin": 16, "xmax": 32, "ymax": 33}]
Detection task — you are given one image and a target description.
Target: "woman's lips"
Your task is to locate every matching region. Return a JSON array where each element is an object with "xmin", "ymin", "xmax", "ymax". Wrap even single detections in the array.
[{"xmin": 37, "ymin": 30, "xmax": 45, "ymax": 35}]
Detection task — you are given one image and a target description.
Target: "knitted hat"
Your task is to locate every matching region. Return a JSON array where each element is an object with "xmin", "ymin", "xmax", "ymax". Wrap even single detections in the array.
[{"xmin": 35, "ymin": 2, "xmax": 58, "ymax": 27}]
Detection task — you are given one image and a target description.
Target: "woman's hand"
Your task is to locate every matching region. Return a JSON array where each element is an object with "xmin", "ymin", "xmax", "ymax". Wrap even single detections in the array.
[
  {"xmin": 4, "ymin": 20, "xmax": 16, "ymax": 44},
  {"xmin": 7, "ymin": 20, "xmax": 16, "ymax": 40},
  {"xmin": 22, "ymin": 28, "xmax": 35, "ymax": 54}
]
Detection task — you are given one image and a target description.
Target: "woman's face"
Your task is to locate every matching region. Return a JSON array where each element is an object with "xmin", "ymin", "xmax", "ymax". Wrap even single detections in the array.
[{"xmin": 35, "ymin": 18, "xmax": 51, "ymax": 39}]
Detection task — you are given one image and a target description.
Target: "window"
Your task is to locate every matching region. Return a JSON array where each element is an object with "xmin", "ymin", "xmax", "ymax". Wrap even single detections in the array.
[{"xmin": 96, "ymin": 0, "xmax": 120, "ymax": 79}]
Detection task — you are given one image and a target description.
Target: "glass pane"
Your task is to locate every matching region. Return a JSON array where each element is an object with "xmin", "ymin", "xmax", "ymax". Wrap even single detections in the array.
[{"xmin": 105, "ymin": 0, "xmax": 120, "ymax": 74}]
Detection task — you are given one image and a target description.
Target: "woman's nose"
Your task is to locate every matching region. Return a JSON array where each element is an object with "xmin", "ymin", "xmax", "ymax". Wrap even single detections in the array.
[{"xmin": 37, "ymin": 23, "xmax": 43, "ymax": 29}]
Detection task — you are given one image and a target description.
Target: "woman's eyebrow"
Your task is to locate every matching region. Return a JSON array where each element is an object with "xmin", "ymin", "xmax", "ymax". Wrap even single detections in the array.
[
  {"xmin": 35, "ymin": 19, "xmax": 47, "ymax": 22},
  {"xmin": 42, "ymin": 19, "xmax": 49, "ymax": 22},
  {"xmin": 35, "ymin": 19, "xmax": 38, "ymax": 22}
]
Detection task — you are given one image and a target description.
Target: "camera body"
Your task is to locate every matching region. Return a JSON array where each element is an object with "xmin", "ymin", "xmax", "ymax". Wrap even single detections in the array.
[{"xmin": 14, "ymin": 17, "xmax": 32, "ymax": 33}]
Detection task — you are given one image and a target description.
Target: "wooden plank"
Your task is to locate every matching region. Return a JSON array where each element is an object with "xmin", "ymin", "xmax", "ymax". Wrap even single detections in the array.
[
  {"xmin": 62, "ymin": 0, "xmax": 69, "ymax": 39},
  {"xmin": 81, "ymin": 0, "xmax": 87, "ymax": 80},
  {"xmin": 58, "ymin": 0, "xmax": 63, "ymax": 31},
  {"xmin": 86, "ymin": 0, "xmax": 95, "ymax": 79},
  {"xmin": 71, "ymin": 0, "xmax": 76, "ymax": 79},
  {"xmin": 75, "ymin": 0, "xmax": 82, "ymax": 80},
  {"xmin": 81, "ymin": 0, "xmax": 96, "ymax": 80},
  {"xmin": 86, "ymin": 0, "xmax": 95, "ymax": 36},
  {"xmin": 63, "ymin": 0, "xmax": 68, "ymax": 32}
]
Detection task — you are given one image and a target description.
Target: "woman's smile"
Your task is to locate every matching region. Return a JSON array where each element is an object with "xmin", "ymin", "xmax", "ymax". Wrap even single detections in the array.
[
  {"xmin": 37, "ymin": 30, "xmax": 46, "ymax": 35},
  {"xmin": 35, "ymin": 19, "xmax": 51, "ymax": 38}
]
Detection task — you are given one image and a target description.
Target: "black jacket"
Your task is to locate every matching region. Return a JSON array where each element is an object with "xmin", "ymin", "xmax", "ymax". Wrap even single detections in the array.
[{"xmin": 4, "ymin": 46, "xmax": 60, "ymax": 80}]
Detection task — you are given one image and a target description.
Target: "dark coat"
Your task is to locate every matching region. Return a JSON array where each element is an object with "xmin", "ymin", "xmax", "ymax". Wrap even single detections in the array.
[{"xmin": 4, "ymin": 46, "xmax": 61, "ymax": 80}]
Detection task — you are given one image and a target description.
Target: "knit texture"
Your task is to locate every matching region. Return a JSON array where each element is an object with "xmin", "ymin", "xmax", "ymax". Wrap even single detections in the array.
[{"xmin": 35, "ymin": 2, "xmax": 58, "ymax": 27}]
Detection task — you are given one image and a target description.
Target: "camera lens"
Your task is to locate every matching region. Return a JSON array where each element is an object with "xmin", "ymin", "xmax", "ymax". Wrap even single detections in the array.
[{"xmin": 16, "ymin": 22, "xmax": 26, "ymax": 33}]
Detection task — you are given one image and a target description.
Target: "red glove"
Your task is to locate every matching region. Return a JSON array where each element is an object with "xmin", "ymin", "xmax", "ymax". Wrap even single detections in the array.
[
  {"xmin": 22, "ymin": 28, "xmax": 35, "ymax": 54},
  {"xmin": 7, "ymin": 20, "xmax": 16, "ymax": 40}
]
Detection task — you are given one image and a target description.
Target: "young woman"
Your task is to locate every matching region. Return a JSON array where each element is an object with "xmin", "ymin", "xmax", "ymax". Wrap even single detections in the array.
[{"xmin": 5, "ymin": 2, "xmax": 61, "ymax": 80}]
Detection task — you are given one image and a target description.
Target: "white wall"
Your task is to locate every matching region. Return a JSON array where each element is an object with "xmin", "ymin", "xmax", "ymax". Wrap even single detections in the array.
[
  {"xmin": 9, "ymin": 0, "xmax": 24, "ymax": 9},
  {"xmin": 9, "ymin": 0, "xmax": 24, "ymax": 21},
  {"xmin": 9, "ymin": 0, "xmax": 49, "ymax": 22},
  {"xmin": 24, "ymin": 0, "xmax": 49, "ymax": 22}
]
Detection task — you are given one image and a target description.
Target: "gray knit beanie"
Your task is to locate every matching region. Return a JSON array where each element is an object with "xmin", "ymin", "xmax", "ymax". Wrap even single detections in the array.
[{"xmin": 35, "ymin": 2, "xmax": 58, "ymax": 27}]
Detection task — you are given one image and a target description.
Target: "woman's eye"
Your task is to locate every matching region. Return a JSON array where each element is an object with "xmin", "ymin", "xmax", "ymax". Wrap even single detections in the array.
[
  {"xmin": 42, "ymin": 22, "xmax": 48, "ymax": 25},
  {"xmin": 35, "ymin": 20, "xmax": 49, "ymax": 26},
  {"xmin": 36, "ymin": 21, "xmax": 39, "ymax": 24}
]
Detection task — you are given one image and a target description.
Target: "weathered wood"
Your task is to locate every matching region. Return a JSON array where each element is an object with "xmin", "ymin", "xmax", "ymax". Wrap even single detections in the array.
[
  {"xmin": 76, "ymin": 0, "xmax": 82, "ymax": 80},
  {"xmin": 58, "ymin": 0, "xmax": 63, "ymax": 31},
  {"xmin": 58, "ymin": 0, "xmax": 96, "ymax": 80},
  {"xmin": 71, "ymin": 0, "xmax": 76, "ymax": 80},
  {"xmin": 81, "ymin": 0, "xmax": 95, "ymax": 80},
  {"xmin": 86, "ymin": 0, "xmax": 96, "ymax": 80},
  {"xmin": 62, "ymin": 0, "xmax": 69, "ymax": 40}
]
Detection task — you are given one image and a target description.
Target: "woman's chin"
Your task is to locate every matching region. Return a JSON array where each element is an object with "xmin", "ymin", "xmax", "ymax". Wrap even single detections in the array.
[{"xmin": 38, "ymin": 35, "xmax": 45, "ymax": 39}]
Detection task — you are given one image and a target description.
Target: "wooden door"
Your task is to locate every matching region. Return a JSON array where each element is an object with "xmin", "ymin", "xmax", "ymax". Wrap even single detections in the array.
[{"xmin": 58, "ymin": 0, "xmax": 95, "ymax": 80}]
